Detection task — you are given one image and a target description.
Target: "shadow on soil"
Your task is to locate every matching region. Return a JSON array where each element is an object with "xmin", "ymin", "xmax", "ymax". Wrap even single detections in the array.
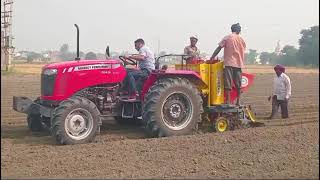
[
  {"xmin": 1, "ymin": 125, "xmax": 53, "ymax": 145},
  {"xmin": 2, "ymin": 117, "xmax": 316, "ymax": 145}
]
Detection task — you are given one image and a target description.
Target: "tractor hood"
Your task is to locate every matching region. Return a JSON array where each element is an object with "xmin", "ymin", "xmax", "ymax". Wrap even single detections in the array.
[{"xmin": 43, "ymin": 59, "xmax": 121, "ymax": 70}]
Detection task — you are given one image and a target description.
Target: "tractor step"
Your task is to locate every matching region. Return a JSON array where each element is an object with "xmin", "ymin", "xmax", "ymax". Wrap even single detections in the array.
[{"xmin": 120, "ymin": 99, "xmax": 141, "ymax": 103}]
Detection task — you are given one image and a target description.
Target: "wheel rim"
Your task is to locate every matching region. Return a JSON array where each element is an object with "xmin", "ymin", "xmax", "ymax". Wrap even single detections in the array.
[
  {"xmin": 217, "ymin": 118, "xmax": 228, "ymax": 132},
  {"xmin": 64, "ymin": 108, "xmax": 94, "ymax": 140},
  {"xmin": 161, "ymin": 92, "xmax": 193, "ymax": 131}
]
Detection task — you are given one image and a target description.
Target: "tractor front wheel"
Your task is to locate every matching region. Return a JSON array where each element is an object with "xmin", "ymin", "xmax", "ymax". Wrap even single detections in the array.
[
  {"xmin": 27, "ymin": 114, "xmax": 43, "ymax": 132},
  {"xmin": 143, "ymin": 78, "xmax": 203, "ymax": 137},
  {"xmin": 51, "ymin": 96, "xmax": 100, "ymax": 145},
  {"xmin": 26, "ymin": 97, "xmax": 44, "ymax": 132}
]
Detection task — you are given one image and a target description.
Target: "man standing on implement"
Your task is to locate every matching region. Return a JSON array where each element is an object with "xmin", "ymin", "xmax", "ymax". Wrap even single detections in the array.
[{"xmin": 209, "ymin": 23, "xmax": 246, "ymax": 105}]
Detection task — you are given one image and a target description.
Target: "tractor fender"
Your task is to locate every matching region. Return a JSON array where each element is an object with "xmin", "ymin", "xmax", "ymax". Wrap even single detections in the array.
[{"xmin": 140, "ymin": 70, "xmax": 208, "ymax": 102}]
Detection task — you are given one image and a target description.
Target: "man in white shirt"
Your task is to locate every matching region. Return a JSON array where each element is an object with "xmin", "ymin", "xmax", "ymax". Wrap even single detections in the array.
[
  {"xmin": 268, "ymin": 64, "xmax": 292, "ymax": 119},
  {"xmin": 123, "ymin": 38, "xmax": 155, "ymax": 101}
]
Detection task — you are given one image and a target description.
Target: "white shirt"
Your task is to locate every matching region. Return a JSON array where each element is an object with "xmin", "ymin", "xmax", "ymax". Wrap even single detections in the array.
[
  {"xmin": 272, "ymin": 73, "xmax": 292, "ymax": 100},
  {"xmin": 138, "ymin": 46, "xmax": 155, "ymax": 71}
]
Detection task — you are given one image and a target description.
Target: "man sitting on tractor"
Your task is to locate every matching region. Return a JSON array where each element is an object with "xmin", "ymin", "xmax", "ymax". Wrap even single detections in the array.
[
  {"xmin": 184, "ymin": 35, "xmax": 202, "ymax": 64},
  {"xmin": 209, "ymin": 23, "xmax": 246, "ymax": 105},
  {"xmin": 122, "ymin": 38, "xmax": 155, "ymax": 101}
]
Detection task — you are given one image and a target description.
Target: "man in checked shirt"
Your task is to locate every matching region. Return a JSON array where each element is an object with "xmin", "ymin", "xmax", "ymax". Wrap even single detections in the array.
[{"xmin": 268, "ymin": 64, "xmax": 292, "ymax": 119}]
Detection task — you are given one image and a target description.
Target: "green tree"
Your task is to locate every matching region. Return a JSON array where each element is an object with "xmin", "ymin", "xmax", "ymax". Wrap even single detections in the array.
[
  {"xmin": 259, "ymin": 52, "xmax": 271, "ymax": 65},
  {"xmin": 278, "ymin": 45, "xmax": 298, "ymax": 66},
  {"xmin": 297, "ymin": 26, "xmax": 319, "ymax": 67},
  {"xmin": 26, "ymin": 52, "xmax": 42, "ymax": 63},
  {"xmin": 245, "ymin": 49, "xmax": 258, "ymax": 64},
  {"xmin": 59, "ymin": 43, "xmax": 74, "ymax": 61},
  {"xmin": 259, "ymin": 52, "xmax": 280, "ymax": 65},
  {"xmin": 85, "ymin": 52, "xmax": 97, "ymax": 59},
  {"xmin": 59, "ymin": 44, "xmax": 69, "ymax": 54}
]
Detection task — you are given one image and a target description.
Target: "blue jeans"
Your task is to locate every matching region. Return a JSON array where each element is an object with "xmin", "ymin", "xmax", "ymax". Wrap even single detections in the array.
[{"xmin": 124, "ymin": 68, "xmax": 150, "ymax": 95}]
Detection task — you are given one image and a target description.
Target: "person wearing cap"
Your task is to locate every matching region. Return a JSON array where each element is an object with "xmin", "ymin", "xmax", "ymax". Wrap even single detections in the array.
[
  {"xmin": 268, "ymin": 64, "xmax": 291, "ymax": 119},
  {"xmin": 184, "ymin": 36, "xmax": 200, "ymax": 64},
  {"xmin": 209, "ymin": 23, "xmax": 246, "ymax": 105}
]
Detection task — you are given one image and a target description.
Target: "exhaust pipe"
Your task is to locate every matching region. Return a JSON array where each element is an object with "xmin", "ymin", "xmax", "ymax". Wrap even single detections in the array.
[{"xmin": 74, "ymin": 24, "xmax": 80, "ymax": 60}]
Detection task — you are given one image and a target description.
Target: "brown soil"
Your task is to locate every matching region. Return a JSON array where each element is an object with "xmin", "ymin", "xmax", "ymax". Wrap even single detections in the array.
[{"xmin": 1, "ymin": 72, "xmax": 319, "ymax": 179}]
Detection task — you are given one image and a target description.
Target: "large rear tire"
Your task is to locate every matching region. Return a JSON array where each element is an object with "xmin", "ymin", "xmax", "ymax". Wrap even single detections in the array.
[
  {"xmin": 142, "ymin": 78, "xmax": 203, "ymax": 137},
  {"xmin": 51, "ymin": 96, "xmax": 100, "ymax": 145}
]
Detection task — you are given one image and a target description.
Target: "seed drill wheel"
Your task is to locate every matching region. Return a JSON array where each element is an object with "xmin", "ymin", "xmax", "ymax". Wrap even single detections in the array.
[
  {"xmin": 51, "ymin": 96, "xmax": 100, "ymax": 145},
  {"xmin": 142, "ymin": 77, "xmax": 203, "ymax": 137},
  {"xmin": 214, "ymin": 116, "xmax": 230, "ymax": 132}
]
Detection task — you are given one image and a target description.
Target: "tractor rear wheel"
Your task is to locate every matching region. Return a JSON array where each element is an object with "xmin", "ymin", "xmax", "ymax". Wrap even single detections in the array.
[
  {"xmin": 51, "ymin": 96, "xmax": 100, "ymax": 145},
  {"xmin": 142, "ymin": 78, "xmax": 203, "ymax": 137}
]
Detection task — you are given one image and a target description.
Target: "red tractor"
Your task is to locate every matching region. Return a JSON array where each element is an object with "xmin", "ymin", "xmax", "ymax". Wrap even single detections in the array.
[{"xmin": 13, "ymin": 24, "xmax": 259, "ymax": 145}]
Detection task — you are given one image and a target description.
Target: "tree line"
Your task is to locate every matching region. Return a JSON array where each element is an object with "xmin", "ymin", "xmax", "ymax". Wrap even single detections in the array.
[
  {"xmin": 19, "ymin": 25, "xmax": 318, "ymax": 67},
  {"xmin": 245, "ymin": 25, "xmax": 319, "ymax": 67}
]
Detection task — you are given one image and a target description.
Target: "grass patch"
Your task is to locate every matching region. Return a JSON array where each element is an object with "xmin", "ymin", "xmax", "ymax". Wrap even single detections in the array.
[
  {"xmin": 1, "ymin": 64, "xmax": 43, "ymax": 75},
  {"xmin": 1, "ymin": 65, "xmax": 17, "ymax": 75}
]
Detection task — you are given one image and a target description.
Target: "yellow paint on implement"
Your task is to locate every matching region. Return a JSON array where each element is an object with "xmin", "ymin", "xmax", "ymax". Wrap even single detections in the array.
[
  {"xmin": 175, "ymin": 62, "xmax": 225, "ymax": 105},
  {"xmin": 215, "ymin": 117, "xmax": 228, "ymax": 132},
  {"xmin": 245, "ymin": 106, "xmax": 257, "ymax": 122}
]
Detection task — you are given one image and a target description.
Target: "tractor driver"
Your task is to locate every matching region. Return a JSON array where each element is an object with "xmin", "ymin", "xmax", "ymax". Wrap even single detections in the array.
[
  {"xmin": 184, "ymin": 35, "xmax": 201, "ymax": 64},
  {"xmin": 122, "ymin": 38, "xmax": 155, "ymax": 101}
]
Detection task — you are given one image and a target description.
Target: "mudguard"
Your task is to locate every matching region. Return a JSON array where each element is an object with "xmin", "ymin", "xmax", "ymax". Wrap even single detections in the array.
[{"xmin": 140, "ymin": 70, "xmax": 208, "ymax": 101}]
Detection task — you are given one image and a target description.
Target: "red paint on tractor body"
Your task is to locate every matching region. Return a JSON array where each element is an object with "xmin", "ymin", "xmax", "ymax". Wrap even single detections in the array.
[
  {"xmin": 41, "ymin": 59, "xmax": 255, "ymax": 105},
  {"xmin": 41, "ymin": 59, "xmax": 127, "ymax": 101}
]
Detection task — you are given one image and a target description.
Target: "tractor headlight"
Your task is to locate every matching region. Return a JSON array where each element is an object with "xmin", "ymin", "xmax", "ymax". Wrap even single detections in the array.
[{"xmin": 43, "ymin": 69, "xmax": 57, "ymax": 75}]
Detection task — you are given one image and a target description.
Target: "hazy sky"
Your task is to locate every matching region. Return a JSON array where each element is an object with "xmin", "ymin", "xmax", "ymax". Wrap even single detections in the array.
[{"xmin": 13, "ymin": 0, "xmax": 319, "ymax": 55}]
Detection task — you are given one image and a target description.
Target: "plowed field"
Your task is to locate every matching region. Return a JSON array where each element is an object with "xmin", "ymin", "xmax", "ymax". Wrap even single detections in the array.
[{"xmin": 1, "ymin": 66, "xmax": 319, "ymax": 179}]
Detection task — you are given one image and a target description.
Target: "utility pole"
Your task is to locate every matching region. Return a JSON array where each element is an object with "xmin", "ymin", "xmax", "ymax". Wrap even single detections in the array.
[
  {"xmin": 157, "ymin": 39, "xmax": 160, "ymax": 56},
  {"xmin": 1, "ymin": 0, "xmax": 14, "ymax": 71}
]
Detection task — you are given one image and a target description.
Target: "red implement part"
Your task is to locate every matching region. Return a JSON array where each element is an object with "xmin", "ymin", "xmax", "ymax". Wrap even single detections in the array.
[{"xmin": 227, "ymin": 73, "xmax": 255, "ymax": 104}]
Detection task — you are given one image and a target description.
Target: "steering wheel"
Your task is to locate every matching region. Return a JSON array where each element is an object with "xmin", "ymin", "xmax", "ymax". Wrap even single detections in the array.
[{"xmin": 119, "ymin": 56, "xmax": 137, "ymax": 66}]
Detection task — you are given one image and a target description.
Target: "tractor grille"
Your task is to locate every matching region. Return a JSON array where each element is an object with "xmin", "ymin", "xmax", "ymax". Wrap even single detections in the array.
[{"xmin": 41, "ymin": 73, "xmax": 56, "ymax": 96}]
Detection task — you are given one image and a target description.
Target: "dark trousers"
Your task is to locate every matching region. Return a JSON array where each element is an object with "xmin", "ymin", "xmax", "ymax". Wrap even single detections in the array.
[
  {"xmin": 123, "ymin": 68, "xmax": 150, "ymax": 95},
  {"xmin": 270, "ymin": 95, "xmax": 289, "ymax": 119}
]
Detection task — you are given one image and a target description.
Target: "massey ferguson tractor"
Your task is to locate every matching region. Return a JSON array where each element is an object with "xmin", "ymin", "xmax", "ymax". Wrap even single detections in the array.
[{"xmin": 13, "ymin": 24, "xmax": 260, "ymax": 145}]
